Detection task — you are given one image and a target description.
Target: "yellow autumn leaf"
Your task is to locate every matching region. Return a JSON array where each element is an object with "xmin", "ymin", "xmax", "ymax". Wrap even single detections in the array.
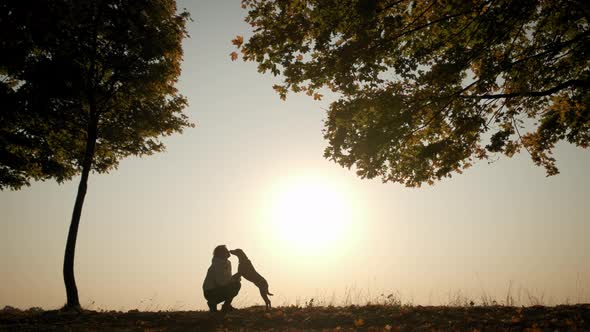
[
  {"xmin": 230, "ymin": 51, "xmax": 238, "ymax": 61},
  {"xmin": 353, "ymin": 318, "xmax": 365, "ymax": 327},
  {"xmin": 231, "ymin": 35, "xmax": 244, "ymax": 48}
]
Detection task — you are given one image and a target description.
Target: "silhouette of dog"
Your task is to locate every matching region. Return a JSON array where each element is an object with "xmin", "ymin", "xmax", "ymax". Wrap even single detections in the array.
[{"xmin": 229, "ymin": 249, "xmax": 273, "ymax": 309}]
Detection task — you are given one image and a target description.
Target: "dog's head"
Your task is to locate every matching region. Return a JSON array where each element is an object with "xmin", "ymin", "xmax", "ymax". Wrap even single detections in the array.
[{"xmin": 229, "ymin": 248, "xmax": 248, "ymax": 260}]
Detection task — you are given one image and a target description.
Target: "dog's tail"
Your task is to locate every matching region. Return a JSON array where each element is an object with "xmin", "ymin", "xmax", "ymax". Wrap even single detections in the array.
[{"xmin": 267, "ymin": 290, "xmax": 274, "ymax": 296}]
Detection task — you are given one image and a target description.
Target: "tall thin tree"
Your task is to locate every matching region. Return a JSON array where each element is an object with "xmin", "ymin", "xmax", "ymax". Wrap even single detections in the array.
[{"xmin": 0, "ymin": 0, "xmax": 192, "ymax": 309}]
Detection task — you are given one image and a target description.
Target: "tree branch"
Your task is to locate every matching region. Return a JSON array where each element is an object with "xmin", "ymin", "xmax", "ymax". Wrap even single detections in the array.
[
  {"xmin": 508, "ymin": 30, "xmax": 589, "ymax": 68},
  {"xmin": 378, "ymin": 0, "xmax": 407, "ymax": 14},
  {"xmin": 460, "ymin": 79, "xmax": 588, "ymax": 100}
]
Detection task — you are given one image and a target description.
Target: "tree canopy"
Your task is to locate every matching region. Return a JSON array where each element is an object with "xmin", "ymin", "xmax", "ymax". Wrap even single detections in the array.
[
  {"xmin": 0, "ymin": 0, "xmax": 192, "ymax": 190},
  {"xmin": 234, "ymin": 0, "xmax": 589, "ymax": 186}
]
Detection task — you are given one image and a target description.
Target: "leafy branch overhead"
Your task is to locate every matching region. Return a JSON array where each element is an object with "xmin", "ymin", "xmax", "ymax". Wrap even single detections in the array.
[{"xmin": 233, "ymin": 0, "xmax": 589, "ymax": 186}]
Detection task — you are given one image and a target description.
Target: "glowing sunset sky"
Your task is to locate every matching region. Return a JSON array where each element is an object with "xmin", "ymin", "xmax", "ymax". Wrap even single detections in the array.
[{"xmin": 1, "ymin": 1, "xmax": 589, "ymax": 310}]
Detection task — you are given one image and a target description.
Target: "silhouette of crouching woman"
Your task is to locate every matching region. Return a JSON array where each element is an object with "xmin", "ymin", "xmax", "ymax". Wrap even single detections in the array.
[{"xmin": 202, "ymin": 245, "xmax": 241, "ymax": 312}]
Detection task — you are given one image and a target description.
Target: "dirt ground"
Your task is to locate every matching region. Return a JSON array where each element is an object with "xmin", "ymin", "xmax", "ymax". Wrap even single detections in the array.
[{"xmin": 1, "ymin": 304, "xmax": 589, "ymax": 331}]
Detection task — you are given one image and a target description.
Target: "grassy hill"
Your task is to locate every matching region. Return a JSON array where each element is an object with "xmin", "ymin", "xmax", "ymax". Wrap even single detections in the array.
[{"xmin": 1, "ymin": 304, "xmax": 589, "ymax": 331}]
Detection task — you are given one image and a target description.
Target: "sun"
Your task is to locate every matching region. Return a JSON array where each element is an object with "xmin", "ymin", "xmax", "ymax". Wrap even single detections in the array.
[{"xmin": 267, "ymin": 175, "xmax": 356, "ymax": 255}]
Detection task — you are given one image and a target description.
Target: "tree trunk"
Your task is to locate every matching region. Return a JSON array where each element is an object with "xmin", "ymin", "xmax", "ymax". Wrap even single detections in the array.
[{"xmin": 63, "ymin": 108, "xmax": 98, "ymax": 310}]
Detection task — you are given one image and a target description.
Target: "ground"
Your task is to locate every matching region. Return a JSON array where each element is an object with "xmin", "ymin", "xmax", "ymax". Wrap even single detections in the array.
[{"xmin": 1, "ymin": 304, "xmax": 589, "ymax": 331}]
